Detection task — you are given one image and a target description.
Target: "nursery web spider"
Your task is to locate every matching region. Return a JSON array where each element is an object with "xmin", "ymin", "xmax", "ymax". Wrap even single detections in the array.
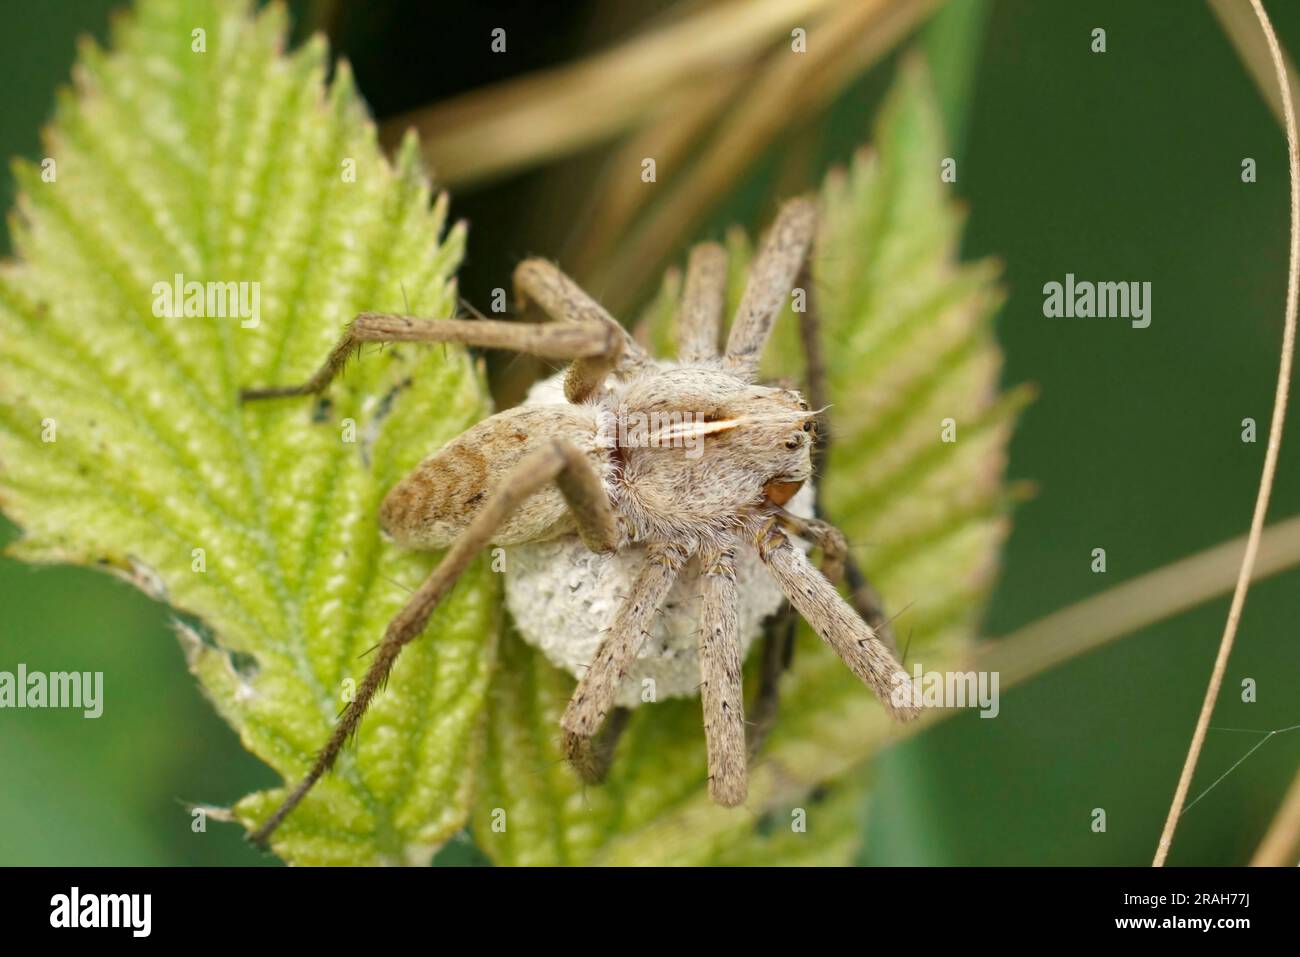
[{"xmin": 242, "ymin": 197, "xmax": 918, "ymax": 845}]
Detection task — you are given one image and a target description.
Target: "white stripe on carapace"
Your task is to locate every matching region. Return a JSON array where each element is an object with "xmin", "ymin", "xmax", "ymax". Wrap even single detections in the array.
[{"xmin": 650, "ymin": 418, "xmax": 741, "ymax": 443}]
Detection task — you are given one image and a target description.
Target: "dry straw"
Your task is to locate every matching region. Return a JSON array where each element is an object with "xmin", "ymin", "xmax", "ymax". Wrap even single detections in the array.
[{"xmin": 1153, "ymin": 0, "xmax": 1300, "ymax": 868}]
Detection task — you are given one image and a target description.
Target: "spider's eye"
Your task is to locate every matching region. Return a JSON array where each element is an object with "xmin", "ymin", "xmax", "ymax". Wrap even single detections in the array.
[
  {"xmin": 802, "ymin": 420, "xmax": 813, "ymax": 432},
  {"xmin": 785, "ymin": 436, "xmax": 802, "ymax": 450}
]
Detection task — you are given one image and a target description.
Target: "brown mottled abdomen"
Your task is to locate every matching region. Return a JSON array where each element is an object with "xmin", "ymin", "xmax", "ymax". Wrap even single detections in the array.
[{"xmin": 380, "ymin": 404, "xmax": 605, "ymax": 549}]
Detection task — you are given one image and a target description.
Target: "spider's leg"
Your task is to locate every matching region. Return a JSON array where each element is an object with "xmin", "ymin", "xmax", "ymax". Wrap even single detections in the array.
[
  {"xmin": 248, "ymin": 439, "xmax": 617, "ymax": 846},
  {"xmin": 773, "ymin": 508, "xmax": 847, "ymax": 583},
  {"xmin": 746, "ymin": 600, "xmax": 796, "ymax": 762},
  {"xmin": 736, "ymin": 231, "xmax": 823, "ymax": 764},
  {"xmin": 723, "ymin": 197, "xmax": 817, "ymax": 381},
  {"xmin": 773, "ymin": 507, "xmax": 898, "ymax": 655},
  {"xmin": 842, "ymin": 558, "xmax": 898, "ymax": 656},
  {"xmin": 577, "ymin": 706, "xmax": 632, "ymax": 785},
  {"xmin": 698, "ymin": 544, "xmax": 747, "ymax": 805},
  {"xmin": 513, "ymin": 258, "xmax": 651, "ymax": 402},
  {"xmin": 794, "ymin": 256, "xmax": 831, "ymax": 480},
  {"xmin": 752, "ymin": 521, "xmax": 918, "ymax": 722},
  {"xmin": 677, "ymin": 242, "xmax": 729, "ymax": 363},
  {"xmin": 561, "ymin": 541, "xmax": 691, "ymax": 778},
  {"xmin": 790, "ymin": 266, "xmax": 899, "ymax": 654},
  {"xmin": 240, "ymin": 312, "xmax": 620, "ymax": 400}
]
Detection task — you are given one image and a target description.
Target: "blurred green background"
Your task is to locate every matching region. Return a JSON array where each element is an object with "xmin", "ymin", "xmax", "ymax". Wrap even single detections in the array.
[{"xmin": 1, "ymin": 0, "xmax": 1297, "ymax": 866}]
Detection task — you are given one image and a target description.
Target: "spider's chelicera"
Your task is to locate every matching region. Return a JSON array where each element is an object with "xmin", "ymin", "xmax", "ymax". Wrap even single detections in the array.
[{"xmin": 242, "ymin": 198, "xmax": 918, "ymax": 845}]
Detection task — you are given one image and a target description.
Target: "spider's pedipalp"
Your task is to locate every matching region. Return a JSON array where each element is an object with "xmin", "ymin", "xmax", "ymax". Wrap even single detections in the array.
[{"xmin": 774, "ymin": 507, "xmax": 848, "ymax": 584}]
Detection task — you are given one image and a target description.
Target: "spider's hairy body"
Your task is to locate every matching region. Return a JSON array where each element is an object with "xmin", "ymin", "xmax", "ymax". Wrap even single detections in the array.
[
  {"xmin": 383, "ymin": 362, "xmax": 815, "ymax": 553},
  {"xmin": 241, "ymin": 197, "xmax": 919, "ymax": 844},
  {"xmin": 501, "ymin": 366, "xmax": 817, "ymax": 705},
  {"xmin": 380, "ymin": 404, "xmax": 606, "ymax": 548}
]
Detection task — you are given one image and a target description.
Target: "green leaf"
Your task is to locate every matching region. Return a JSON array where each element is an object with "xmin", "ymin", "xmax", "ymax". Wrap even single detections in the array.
[
  {"xmin": 473, "ymin": 54, "xmax": 1026, "ymax": 866},
  {"xmin": 0, "ymin": 0, "xmax": 496, "ymax": 865}
]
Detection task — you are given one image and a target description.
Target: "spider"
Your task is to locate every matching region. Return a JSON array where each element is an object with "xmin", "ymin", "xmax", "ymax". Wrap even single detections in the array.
[{"xmin": 242, "ymin": 197, "xmax": 918, "ymax": 845}]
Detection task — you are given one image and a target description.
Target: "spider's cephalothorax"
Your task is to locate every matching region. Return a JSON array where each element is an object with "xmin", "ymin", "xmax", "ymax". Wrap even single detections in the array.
[{"xmin": 241, "ymin": 197, "xmax": 919, "ymax": 845}]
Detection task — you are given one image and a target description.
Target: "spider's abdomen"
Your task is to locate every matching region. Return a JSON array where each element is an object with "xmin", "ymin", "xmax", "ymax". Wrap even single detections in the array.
[{"xmin": 379, "ymin": 404, "xmax": 606, "ymax": 549}]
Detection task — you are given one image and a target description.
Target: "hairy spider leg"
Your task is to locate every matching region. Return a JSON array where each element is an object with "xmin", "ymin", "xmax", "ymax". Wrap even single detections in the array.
[{"xmin": 248, "ymin": 438, "xmax": 618, "ymax": 846}]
